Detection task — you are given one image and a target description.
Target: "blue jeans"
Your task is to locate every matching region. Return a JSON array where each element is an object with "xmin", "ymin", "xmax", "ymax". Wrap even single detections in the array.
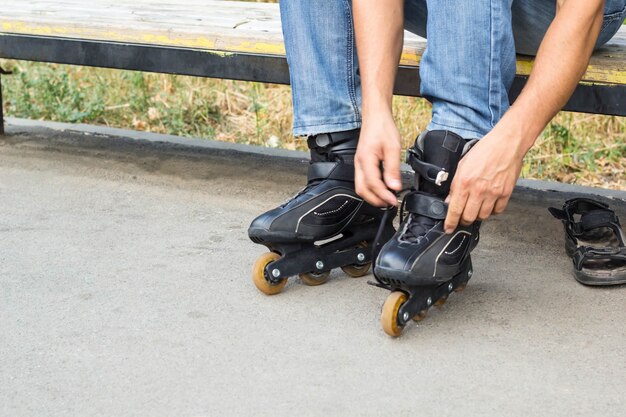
[{"xmin": 280, "ymin": 0, "xmax": 626, "ymax": 138}]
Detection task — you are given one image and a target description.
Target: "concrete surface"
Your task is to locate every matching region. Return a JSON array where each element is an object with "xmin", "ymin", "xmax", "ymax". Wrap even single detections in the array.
[{"xmin": 1, "ymin": 125, "xmax": 625, "ymax": 417}]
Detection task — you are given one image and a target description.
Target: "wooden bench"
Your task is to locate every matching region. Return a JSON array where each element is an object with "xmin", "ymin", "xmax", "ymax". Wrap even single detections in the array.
[{"xmin": 1, "ymin": 0, "xmax": 625, "ymax": 136}]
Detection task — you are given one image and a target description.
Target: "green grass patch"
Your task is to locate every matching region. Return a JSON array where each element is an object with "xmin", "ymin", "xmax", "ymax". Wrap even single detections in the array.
[{"xmin": 1, "ymin": 60, "xmax": 624, "ymax": 190}]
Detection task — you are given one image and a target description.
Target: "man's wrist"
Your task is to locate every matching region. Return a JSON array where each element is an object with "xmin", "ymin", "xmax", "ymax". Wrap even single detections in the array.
[
  {"xmin": 493, "ymin": 108, "xmax": 541, "ymax": 158},
  {"xmin": 362, "ymin": 96, "xmax": 393, "ymax": 120}
]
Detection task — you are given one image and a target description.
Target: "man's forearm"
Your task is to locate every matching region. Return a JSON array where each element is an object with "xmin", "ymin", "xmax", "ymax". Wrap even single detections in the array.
[
  {"xmin": 353, "ymin": 0, "xmax": 406, "ymax": 206},
  {"xmin": 352, "ymin": 0, "xmax": 404, "ymax": 118},
  {"xmin": 497, "ymin": 0, "xmax": 604, "ymax": 156}
]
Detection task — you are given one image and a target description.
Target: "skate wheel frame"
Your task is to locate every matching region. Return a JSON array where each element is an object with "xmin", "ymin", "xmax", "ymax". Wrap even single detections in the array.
[
  {"xmin": 341, "ymin": 241, "xmax": 372, "ymax": 278},
  {"xmin": 251, "ymin": 234, "xmax": 377, "ymax": 293},
  {"xmin": 252, "ymin": 252, "xmax": 287, "ymax": 295},
  {"xmin": 382, "ymin": 260, "xmax": 474, "ymax": 336}
]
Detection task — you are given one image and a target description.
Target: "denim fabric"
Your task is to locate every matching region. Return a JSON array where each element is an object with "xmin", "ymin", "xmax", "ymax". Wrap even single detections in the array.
[
  {"xmin": 280, "ymin": 0, "xmax": 626, "ymax": 137},
  {"xmin": 279, "ymin": 0, "xmax": 361, "ymax": 135},
  {"xmin": 513, "ymin": 0, "xmax": 626, "ymax": 55},
  {"xmin": 411, "ymin": 0, "xmax": 516, "ymax": 137}
]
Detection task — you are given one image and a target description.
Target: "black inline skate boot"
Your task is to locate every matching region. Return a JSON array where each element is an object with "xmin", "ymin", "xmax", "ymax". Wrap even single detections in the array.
[
  {"xmin": 248, "ymin": 129, "xmax": 397, "ymax": 295},
  {"xmin": 372, "ymin": 130, "xmax": 480, "ymax": 336}
]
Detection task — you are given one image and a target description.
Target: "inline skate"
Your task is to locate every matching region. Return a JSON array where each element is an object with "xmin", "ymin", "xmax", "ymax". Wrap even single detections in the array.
[
  {"xmin": 372, "ymin": 130, "xmax": 480, "ymax": 336},
  {"xmin": 249, "ymin": 129, "xmax": 397, "ymax": 295}
]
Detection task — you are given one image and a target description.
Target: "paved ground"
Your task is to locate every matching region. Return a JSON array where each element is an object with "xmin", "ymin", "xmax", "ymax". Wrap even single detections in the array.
[{"xmin": 1, "ymin": 126, "xmax": 625, "ymax": 417}]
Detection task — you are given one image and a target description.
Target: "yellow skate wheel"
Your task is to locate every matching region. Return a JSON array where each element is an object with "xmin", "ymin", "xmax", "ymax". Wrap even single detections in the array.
[
  {"xmin": 454, "ymin": 282, "xmax": 467, "ymax": 293},
  {"xmin": 341, "ymin": 241, "xmax": 371, "ymax": 278},
  {"xmin": 252, "ymin": 252, "xmax": 287, "ymax": 295},
  {"xmin": 412, "ymin": 309, "xmax": 428, "ymax": 322},
  {"xmin": 299, "ymin": 271, "xmax": 330, "ymax": 286},
  {"xmin": 381, "ymin": 291, "xmax": 408, "ymax": 337},
  {"xmin": 341, "ymin": 263, "xmax": 371, "ymax": 278},
  {"xmin": 434, "ymin": 295, "xmax": 448, "ymax": 307}
]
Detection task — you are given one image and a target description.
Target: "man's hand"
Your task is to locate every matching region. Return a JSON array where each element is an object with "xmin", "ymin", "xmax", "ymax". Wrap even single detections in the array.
[
  {"xmin": 354, "ymin": 110, "xmax": 403, "ymax": 207},
  {"xmin": 444, "ymin": 127, "xmax": 525, "ymax": 233},
  {"xmin": 352, "ymin": 0, "xmax": 404, "ymax": 207},
  {"xmin": 445, "ymin": 0, "xmax": 603, "ymax": 233}
]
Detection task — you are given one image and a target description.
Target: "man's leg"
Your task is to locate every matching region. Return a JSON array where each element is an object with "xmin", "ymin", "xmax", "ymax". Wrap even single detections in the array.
[
  {"xmin": 376, "ymin": 1, "xmax": 515, "ymax": 335},
  {"xmin": 512, "ymin": 0, "xmax": 626, "ymax": 56},
  {"xmin": 406, "ymin": 0, "xmax": 517, "ymax": 138},
  {"xmin": 279, "ymin": 0, "xmax": 361, "ymax": 136},
  {"xmin": 248, "ymin": 1, "xmax": 396, "ymax": 295},
  {"xmin": 405, "ymin": 0, "xmax": 625, "ymax": 131}
]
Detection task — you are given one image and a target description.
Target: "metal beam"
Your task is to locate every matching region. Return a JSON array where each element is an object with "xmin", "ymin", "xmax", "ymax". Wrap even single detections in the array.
[
  {"xmin": 0, "ymin": 66, "xmax": 11, "ymax": 135},
  {"xmin": 0, "ymin": 72, "xmax": 3, "ymax": 135},
  {"xmin": 0, "ymin": 34, "xmax": 291, "ymax": 84},
  {"xmin": 0, "ymin": 34, "xmax": 625, "ymax": 116}
]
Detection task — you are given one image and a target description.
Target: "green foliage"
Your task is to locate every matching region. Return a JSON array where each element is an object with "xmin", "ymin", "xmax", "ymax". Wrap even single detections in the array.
[
  {"xmin": 1, "ymin": 60, "xmax": 624, "ymax": 190},
  {"xmin": 7, "ymin": 63, "xmax": 105, "ymax": 123}
]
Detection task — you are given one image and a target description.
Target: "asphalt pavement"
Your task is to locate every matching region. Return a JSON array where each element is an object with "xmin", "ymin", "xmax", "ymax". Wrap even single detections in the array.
[{"xmin": 1, "ymin": 123, "xmax": 625, "ymax": 417}]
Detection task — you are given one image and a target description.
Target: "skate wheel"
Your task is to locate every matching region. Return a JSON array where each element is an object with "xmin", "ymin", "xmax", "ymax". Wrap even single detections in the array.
[
  {"xmin": 412, "ymin": 309, "xmax": 428, "ymax": 322},
  {"xmin": 252, "ymin": 252, "xmax": 287, "ymax": 295},
  {"xmin": 381, "ymin": 291, "xmax": 407, "ymax": 337},
  {"xmin": 341, "ymin": 263, "xmax": 371, "ymax": 278},
  {"xmin": 454, "ymin": 283, "xmax": 467, "ymax": 293},
  {"xmin": 434, "ymin": 295, "xmax": 448, "ymax": 307},
  {"xmin": 341, "ymin": 241, "xmax": 371, "ymax": 278},
  {"xmin": 299, "ymin": 271, "xmax": 330, "ymax": 286}
]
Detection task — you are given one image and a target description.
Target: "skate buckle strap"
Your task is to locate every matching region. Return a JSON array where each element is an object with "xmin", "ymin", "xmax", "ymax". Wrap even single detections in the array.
[
  {"xmin": 307, "ymin": 162, "xmax": 354, "ymax": 182},
  {"xmin": 406, "ymin": 148, "xmax": 449, "ymax": 186},
  {"xmin": 405, "ymin": 191, "xmax": 447, "ymax": 220},
  {"xmin": 307, "ymin": 129, "xmax": 360, "ymax": 150},
  {"xmin": 308, "ymin": 133, "xmax": 332, "ymax": 149}
]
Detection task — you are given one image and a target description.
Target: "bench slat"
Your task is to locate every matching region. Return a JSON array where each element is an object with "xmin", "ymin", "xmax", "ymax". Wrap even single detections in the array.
[{"xmin": 1, "ymin": 0, "xmax": 625, "ymax": 85}]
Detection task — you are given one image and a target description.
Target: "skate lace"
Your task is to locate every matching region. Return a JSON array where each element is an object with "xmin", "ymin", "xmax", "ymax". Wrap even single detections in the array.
[
  {"xmin": 279, "ymin": 185, "xmax": 309, "ymax": 207},
  {"xmin": 398, "ymin": 191, "xmax": 436, "ymax": 244}
]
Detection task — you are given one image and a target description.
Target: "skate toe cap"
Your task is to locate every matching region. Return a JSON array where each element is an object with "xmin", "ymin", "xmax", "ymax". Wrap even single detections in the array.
[
  {"xmin": 248, "ymin": 211, "xmax": 278, "ymax": 241},
  {"xmin": 375, "ymin": 249, "xmax": 411, "ymax": 273},
  {"xmin": 248, "ymin": 211, "xmax": 299, "ymax": 243},
  {"xmin": 249, "ymin": 212, "xmax": 273, "ymax": 232},
  {"xmin": 375, "ymin": 238, "xmax": 415, "ymax": 270}
]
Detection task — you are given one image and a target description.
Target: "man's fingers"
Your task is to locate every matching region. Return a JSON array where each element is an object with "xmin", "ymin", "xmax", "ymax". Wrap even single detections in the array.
[
  {"xmin": 478, "ymin": 199, "xmax": 496, "ymax": 221},
  {"xmin": 444, "ymin": 190, "xmax": 468, "ymax": 233},
  {"xmin": 493, "ymin": 194, "xmax": 511, "ymax": 215},
  {"xmin": 356, "ymin": 167, "xmax": 389, "ymax": 207},
  {"xmin": 355, "ymin": 153, "xmax": 396, "ymax": 207},
  {"xmin": 382, "ymin": 142, "xmax": 402, "ymax": 191},
  {"xmin": 459, "ymin": 194, "xmax": 482, "ymax": 226}
]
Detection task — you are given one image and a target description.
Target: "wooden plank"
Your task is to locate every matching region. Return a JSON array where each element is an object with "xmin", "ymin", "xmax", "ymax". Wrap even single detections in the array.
[{"xmin": 1, "ymin": 0, "xmax": 625, "ymax": 85}]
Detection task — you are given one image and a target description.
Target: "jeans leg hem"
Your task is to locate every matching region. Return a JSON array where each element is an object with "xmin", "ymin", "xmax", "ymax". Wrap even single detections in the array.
[
  {"xmin": 427, "ymin": 121, "xmax": 485, "ymax": 139},
  {"xmin": 293, "ymin": 121, "xmax": 362, "ymax": 137}
]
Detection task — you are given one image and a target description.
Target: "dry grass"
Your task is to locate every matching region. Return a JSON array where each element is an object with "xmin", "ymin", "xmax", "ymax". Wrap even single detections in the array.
[{"xmin": 1, "ymin": 60, "xmax": 624, "ymax": 190}]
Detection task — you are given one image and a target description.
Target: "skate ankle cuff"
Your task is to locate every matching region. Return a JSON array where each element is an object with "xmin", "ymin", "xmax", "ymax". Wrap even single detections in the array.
[
  {"xmin": 307, "ymin": 129, "xmax": 360, "ymax": 151},
  {"xmin": 308, "ymin": 162, "xmax": 355, "ymax": 182},
  {"xmin": 405, "ymin": 192, "xmax": 447, "ymax": 220}
]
